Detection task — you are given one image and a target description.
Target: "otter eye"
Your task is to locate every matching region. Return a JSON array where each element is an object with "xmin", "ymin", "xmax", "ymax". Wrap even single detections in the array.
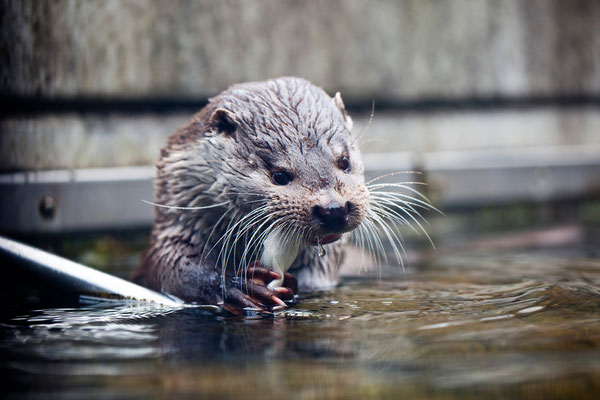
[
  {"xmin": 338, "ymin": 155, "xmax": 351, "ymax": 172},
  {"xmin": 272, "ymin": 171, "xmax": 293, "ymax": 186}
]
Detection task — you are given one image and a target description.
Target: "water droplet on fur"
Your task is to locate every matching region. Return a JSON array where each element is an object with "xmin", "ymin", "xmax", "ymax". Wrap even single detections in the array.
[{"xmin": 317, "ymin": 240, "xmax": 326, "ymax": 257}]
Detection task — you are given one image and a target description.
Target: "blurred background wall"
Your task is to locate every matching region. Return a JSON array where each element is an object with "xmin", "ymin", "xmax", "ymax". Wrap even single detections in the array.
[
  {"xmin": 1, "ymin": 0, "xmax": 599, "ymax": 236},
  {"xmin": 2, "ymin": 0, "xmax": 600, "ymax": 100}
]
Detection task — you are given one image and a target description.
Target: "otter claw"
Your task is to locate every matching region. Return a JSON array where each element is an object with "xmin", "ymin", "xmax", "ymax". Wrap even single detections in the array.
[
  {"xmin": 273, "ymin": 287, "xmax": 295, "ymax": 301},
  {"xmin": 271, "ymin": 295, "xmax": 286, "ymax": 307},
  {"xmin": 224, "ymin": 287, "xmax": 265, "ymax": 314},
  {"xmin": 246, "ymin": 264, "xmax": 281, "ymax": 282},
  {"xmin": 247, "ymin": 264, "xmax": 297, "ymax": 297},
  {"xmin": 223, "ymin": 262, "xmax": 299, "ymax": 314}
]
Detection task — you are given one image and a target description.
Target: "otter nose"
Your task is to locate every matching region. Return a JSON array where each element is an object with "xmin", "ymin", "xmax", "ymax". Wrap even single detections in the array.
[{"xmin": 313, "ymin": 201, "xmax": 353, "ymax": 231}]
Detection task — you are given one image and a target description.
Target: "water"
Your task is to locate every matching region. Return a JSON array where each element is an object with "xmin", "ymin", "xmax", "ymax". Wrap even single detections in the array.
[{"xmin": 2, "ymin": 242, "xmax": 600, "ymax": 399}]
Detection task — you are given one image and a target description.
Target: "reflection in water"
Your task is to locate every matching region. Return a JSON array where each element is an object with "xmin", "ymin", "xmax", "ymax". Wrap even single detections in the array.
[{"xmin": 2, "ymin": 248, "xmax": 600, "ymax": 399}]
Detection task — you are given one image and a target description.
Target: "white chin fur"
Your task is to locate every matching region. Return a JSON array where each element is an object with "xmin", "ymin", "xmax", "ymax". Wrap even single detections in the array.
[
  {"xmin": 294, "ymin": 267, "xmax": 338, "ymax": 291},
  {"xmin": 260, "ymin": 229, "xmax": 300, "ymax": 290}
]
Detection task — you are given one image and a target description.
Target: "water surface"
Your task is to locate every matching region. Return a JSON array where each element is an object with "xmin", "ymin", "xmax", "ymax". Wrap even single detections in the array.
[{"xmin": 2, "ymin": 243, "xmax": 600, "ymax": 399}]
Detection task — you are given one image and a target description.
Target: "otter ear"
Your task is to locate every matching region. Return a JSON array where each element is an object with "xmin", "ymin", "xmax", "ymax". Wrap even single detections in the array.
[
  {"xmin": 333, "ymin": 92, "xmax": 353, "ymax": 131},
  {"xmin": 209, "ymin": 108, "xmax": 239, "ymax": 136}
]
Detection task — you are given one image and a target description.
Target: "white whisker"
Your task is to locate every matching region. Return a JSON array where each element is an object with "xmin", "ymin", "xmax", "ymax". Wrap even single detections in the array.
[
  {"xmin": 142, "ymin": 199, "xmax": 230, "ymax": 210},
  {"xmin": 356, "ymin": 99, "xmax": 376, "ymax": 143},
  {"xmin": 366, "ymin": 170, "xmax": 423, "ymax": 185}
]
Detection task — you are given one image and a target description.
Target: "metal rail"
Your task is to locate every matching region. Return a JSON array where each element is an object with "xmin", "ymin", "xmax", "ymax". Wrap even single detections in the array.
[
  {"xmin": 0, "ymin": 235, "xmax": 184, "ymax": 306},
  {"xmin": 1, "ymin": 145, "xmax": 599, "ymax": 234}
]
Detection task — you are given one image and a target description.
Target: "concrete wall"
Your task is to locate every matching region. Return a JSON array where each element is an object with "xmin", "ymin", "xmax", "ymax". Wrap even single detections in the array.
[
  {"xmin": 2, "ymin": 0, "xmax": 599, "ymax": 101},
  {"xmin": 1, "ymin": 0, "xmax": 599, "ymax": 173},
  {"xmin": 2, "ymin": 108, "xmax": 600, "ymax": 171}
]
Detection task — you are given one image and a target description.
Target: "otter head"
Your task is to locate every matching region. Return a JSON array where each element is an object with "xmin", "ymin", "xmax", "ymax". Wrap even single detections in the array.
[{"xmin": 204, "ymin": 77, "xmax": 370, "ymax": 250}]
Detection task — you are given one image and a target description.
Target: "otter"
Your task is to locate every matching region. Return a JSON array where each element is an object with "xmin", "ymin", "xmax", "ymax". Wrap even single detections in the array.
[{"xmin": 132, "ymin": 77, "xmax": 424, "ymax": 313}]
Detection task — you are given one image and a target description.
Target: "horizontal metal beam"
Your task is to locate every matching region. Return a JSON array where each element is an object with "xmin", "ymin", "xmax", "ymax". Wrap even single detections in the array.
[
  {"xmin": 363, "ymin": 145, "xmax": 600, "ymax": 208},
  {"xmin": 1, "ymin": 145, "xmax": 599, "ymax": 234},
  {"xmin": 0, "ymin": 166, "xmax": 154, "ymax": 233}
]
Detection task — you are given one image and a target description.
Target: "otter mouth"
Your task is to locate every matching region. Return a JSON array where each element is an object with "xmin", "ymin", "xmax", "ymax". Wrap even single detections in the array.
[{"xmin": 310, "ymin": 233, "xmax": 342, "ymax": 246}]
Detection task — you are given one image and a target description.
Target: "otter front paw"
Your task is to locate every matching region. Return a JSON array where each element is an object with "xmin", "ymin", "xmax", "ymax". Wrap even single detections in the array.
[{"xmin": 224, "ymin": 264, "xmax": 298, "ymax": 315}]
